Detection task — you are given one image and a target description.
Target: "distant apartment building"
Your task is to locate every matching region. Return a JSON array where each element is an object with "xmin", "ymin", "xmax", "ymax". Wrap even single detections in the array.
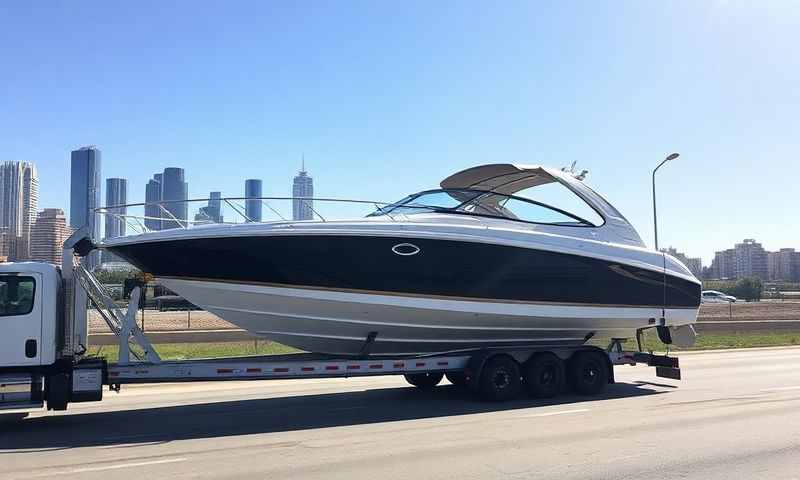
[
  {"xmin": 661, "ymin": 247, "xmax": 703, "ymax": 278},
  {"xmin": 195, "ymin": 192, "xmax": 224, "ymax": 223},
  {"xmin": 292, "ymin": 163, "xmax": 314, "ymax": 221},
  {"xmin": 245, "ymin": 179, "xmax": 263, "ymax": 222},
  {"xmin": 30, "ymin": 208, "xmax": 72, "ymax": 265},
  {"xmin": 707, "ymin": 239, "xmax": 797, "ymax": 281},
  {"xmin": 70, "ymin": 147, "xmax": 101, "ymax": 269},
  {"xmin": 709, "ymin": 248, "xmax": 736, "ymax": 279},
  {"xmin": 0, "ymin": 160, "xmax": 39, "ymax": 261},
  {"xmin": 734, "ymin": 239, "xmax": 768, "ymax": 280},
  {"xmin": 144, "ymin": 168, "xmax": 189, "ymax": 230},
  {"xmin": 768, "ymin": 248, "xmax": 800, "ymax": 282}
]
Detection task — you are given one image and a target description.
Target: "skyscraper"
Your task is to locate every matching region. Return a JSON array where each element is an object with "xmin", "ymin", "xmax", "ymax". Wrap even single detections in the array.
[
  {"xmin": 0, "ymin": 161, "xmax": 39, "ymax": 261},
  {"xmin": 161, "ymin": 167, "xmax": 188, "ymax": 229},
  {"xmin": 292, "ymin": 160, "xmax": 314, "ymax": 221},
  {"xmin": 30, "ymin": 208, "xmax": 72, "ymax": 265},
  {"xmin": 245, "ymin": 179, "xmax": 263, "ymax": 222},
  {"xmin": 104, "ymin": 178, "xmax": 128, "ymax": 264},
  {"xmin": 70, "ymin": 147, "xmax": 101, "ymax": 269},
  {"xmin": 104, "ymin": 178, "xmax": 128, "ymax": 239},
  {"xmin": 145, "ymin": 173, "xmax": 163, "ymax": 231},
  {"xmin": 195, "ymin": 191, "xmax": 224, "ymax": 223},
  {"xmin": 144, "ymin": 168, "xmax": 188, "ymax": 230}
]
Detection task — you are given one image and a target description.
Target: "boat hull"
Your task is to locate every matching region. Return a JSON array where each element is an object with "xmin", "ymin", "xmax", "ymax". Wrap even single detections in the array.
[
  {"xmin": 158, "ymin": 278, "xmax": 697, "ymax": 356},
  {"xmin": 106, "ymin": 232, "xmax": 701, "ymax": 356}
]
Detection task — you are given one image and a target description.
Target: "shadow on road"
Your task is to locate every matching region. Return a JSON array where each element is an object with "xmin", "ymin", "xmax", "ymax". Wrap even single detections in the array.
[{"xmin": 0, "ymin": 382, "xmax": 665, "ymax": 451}]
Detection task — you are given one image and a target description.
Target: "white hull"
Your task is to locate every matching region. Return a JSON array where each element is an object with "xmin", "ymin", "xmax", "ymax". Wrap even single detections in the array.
[{"xmin": 159, "ymin": 278, "xmax": 698, "ymax": 356}]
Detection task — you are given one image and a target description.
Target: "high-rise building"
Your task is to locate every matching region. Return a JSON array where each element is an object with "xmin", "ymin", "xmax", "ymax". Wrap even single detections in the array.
[
  {"xmin": 710, "ymin": 249, "xmax": 736, "ymax": 279},
  {"xmin": 160, "ymin": 167, "xmax": 188, "ymax": 229},
  {"xmin": 661, "ymin": 247, "xmax": 703, "ymax": 278},
  {"xmin": 245, "ymin": 179, "xmax": 263, "ymax": 222},
  {"xmin": 0, "ymin": 226, "xmax": 11, "ymax": 262},
  {"xmin": 70, "ymin": 147, "xmax": 101, "ymax": 238},
  {"xmin": 734, "ymin": 239, "xmax": 768, "ymax": 280},
  {"xmin": 70, "ymin": 147, "xmax": 101, "ymax": 269},
  {"xmin": 768, "ymin": 248, "xmax": 800, "ymax": 282},
  {"xmin": 103, "ymin": 178, "xmax": 128, "ymax": 264},
  {"xmin": 195, "ymin": 191, "xmax": 224, "ymax": 223},
  {"xmin": 145, "ymin": 173, "xmax": 163, "ymax": 231},
  {"xmin": 104, "ymin": 178, "xmax": 128, "ymax": 239},
  {"xmin": 30, "ymin": 208, "xmax": 72, "ymax": 265},
  {"xmin": 144, "ymin": 168, "xmax": 188, "ymax": 230},
  {"xmin": 292, "ymin": 161, "xmax": 314, "ymax": 221},
  {"xmin": 0, "ymin": 161, "xmax": 39, "ymax": 261}
]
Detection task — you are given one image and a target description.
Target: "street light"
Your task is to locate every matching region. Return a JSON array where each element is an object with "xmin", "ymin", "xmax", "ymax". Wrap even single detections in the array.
[{"xmin": 652, "ymin": 152, "xmax": 680, "ymax": 250}]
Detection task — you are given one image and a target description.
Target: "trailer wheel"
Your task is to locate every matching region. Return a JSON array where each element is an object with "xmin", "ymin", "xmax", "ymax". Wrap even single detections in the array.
[
  {"xmin": 523, "ymin": 353, "xmax": 564, "ymax": 398},
  {"xmin": 404, "ymin": 372, "xmax": 444, "ymax": 389},
  {"xmin": 479, "ymin": 355, "xmax": 522, "ymax": 401},
  {"xmin": 445, "ymin": 372, "xmax": 467, "ymax": 387},
  {"xmin": 567, "ymin": 351, "xmax": 608, "ymax": 395}
]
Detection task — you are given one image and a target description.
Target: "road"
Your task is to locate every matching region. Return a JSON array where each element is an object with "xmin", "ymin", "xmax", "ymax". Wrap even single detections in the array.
[{"xmin": 2, "ymin": 347, "xmax": 800, "ymax": 479}]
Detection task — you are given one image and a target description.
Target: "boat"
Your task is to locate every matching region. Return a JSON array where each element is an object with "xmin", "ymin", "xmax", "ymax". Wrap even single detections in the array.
[{"xmin": 101, "ymin": 164, "xmax": 701, "ymax": 356}]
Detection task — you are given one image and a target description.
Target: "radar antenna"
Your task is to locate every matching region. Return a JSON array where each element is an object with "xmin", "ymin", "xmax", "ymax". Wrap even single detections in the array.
[{"xmin": 561, "ymin": 161, "xmax": 588, "ymax": 181}]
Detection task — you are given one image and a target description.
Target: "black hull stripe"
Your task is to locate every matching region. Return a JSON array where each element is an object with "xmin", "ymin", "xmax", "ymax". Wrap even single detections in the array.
[
  {"xmin": 108, "ymin": 235, "xmax": 701, "ymax": 308},
  {"xmin": 160, "ymin": 275, "xmax": 698, "ymax": 310}
]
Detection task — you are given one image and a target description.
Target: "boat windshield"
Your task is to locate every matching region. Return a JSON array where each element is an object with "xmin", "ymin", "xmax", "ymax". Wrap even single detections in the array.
[{"xmin": 369, "ymin": 189, "xmax": 601, "ymax": 227}]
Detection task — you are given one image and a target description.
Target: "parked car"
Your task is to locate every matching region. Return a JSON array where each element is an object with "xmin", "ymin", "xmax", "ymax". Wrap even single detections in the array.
[{"xmin": 701, "ymin": 290, "xmax": 737, "ymax": 303}]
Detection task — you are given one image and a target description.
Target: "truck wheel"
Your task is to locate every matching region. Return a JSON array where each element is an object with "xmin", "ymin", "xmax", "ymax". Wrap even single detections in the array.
[
  {"xmin": 523, "ymin": 353, "xmax": 564, "ymax": 398},
  {"xmin": 567, "ymin": 351, "xmax": 608, "ymax": 395},
  {"xmin": 445, "ymin": 372, "xmax": 467, "ymax": 387},
  {"xmin": 479, "ymin": 355, "xmax": 522, "ymax": 401},
  {"xmin": 404, "ymin": 372, "xmax": 444, "ymax": 389}
]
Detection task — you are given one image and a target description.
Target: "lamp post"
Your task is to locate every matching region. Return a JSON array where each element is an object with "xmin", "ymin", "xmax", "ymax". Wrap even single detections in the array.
[{"xmin": 652, "ymin": 153, "xmax": 680, "ymax": 250}]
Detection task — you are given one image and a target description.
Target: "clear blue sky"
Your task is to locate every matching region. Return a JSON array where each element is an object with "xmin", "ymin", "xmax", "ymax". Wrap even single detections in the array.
[{"xmin": 1, "ymin": 1, "xmax": 798, "ymax": 263}]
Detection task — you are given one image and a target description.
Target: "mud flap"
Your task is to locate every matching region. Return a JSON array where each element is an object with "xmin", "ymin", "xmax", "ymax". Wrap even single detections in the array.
[{"xmin": 656, "ymin": 366, "xmax": 681, "ymax": 380}]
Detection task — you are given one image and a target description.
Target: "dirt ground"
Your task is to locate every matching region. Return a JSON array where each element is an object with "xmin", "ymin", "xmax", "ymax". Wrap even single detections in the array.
[{"xmin": 88, "ymin": 300, "xmax": 800, "ymax": 333}]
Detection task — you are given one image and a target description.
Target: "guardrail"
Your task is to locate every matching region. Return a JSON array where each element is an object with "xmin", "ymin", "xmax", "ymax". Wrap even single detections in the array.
[{"xmin": 95, "ymin": 196, "xmax": 392, "ymax": 236}]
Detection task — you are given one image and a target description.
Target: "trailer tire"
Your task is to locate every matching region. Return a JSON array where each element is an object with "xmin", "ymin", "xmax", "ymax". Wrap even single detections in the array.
[
  {"xmin": 567, "ymin": 351, "xmax": 608, "ymax": 396},
  {"xmin": 479, "ymin": 355, "xmax": 522, "ymax": 401},
  {"xmin": 404, "ymin": 372, "xmax": 444, "ymax": 389},
  {"xmin": 523, "ymin": 353, "xmax": 564, "ymax": 398},
  {"xmin": 445, "ymin": 372, "xmax": 467, "ymax": 387}
]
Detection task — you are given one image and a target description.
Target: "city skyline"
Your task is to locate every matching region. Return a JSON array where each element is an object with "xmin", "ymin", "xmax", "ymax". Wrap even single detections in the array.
[
  {"xmin": 3, "ymin": 3, "xmax": 798, "ymax": 264},
  {"xmin": 3, "ymin": 151, "xmax": 800, "ymax": 272}
]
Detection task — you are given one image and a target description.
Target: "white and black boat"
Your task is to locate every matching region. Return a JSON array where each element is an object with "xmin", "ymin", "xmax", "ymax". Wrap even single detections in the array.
[{"xmin": 102, "ymin": 164, "xmax": 701, "ymax": 356}]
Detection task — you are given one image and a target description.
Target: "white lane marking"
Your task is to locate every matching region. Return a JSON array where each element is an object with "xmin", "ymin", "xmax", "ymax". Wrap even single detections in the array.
[
  {"xmin": 519, "ymin": 408, "xmax": 590, "ymax": 418},
  {"xmin": 762, "ymin": 385, "xmax": 800, "ymax": 392},
  {"xmin": 26, "ymin": 457, "xmax": 187, "ymax": 477}
]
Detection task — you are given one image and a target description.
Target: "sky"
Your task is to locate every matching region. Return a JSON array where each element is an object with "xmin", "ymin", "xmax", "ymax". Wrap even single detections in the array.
[{"xmin": 1, "ymin": 1, "xmax": 798, "ymax": 264}]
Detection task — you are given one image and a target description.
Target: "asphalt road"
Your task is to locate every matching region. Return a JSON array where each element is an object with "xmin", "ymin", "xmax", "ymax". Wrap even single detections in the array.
[{"xmin": 2, "ymin": 347, "xmax": 800, "ymax": 479}]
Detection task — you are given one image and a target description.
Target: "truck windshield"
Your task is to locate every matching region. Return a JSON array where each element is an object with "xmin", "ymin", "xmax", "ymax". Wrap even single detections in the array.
[{"xmin": 0, "ymin": 276, "xmax": 36, "ymax": 316}]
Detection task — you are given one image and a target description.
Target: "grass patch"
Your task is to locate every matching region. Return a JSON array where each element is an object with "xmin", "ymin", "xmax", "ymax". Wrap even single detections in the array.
[
  {"xmin": 86, "ymin": 331, "xmax": 800, "ymax": 363},
  {"xmin": 640, "ymin": 330, "xmax": 800, "ymax": 353},
  {"xmin": 88, "ymin": 341, "xmax": 301, "ymax": 363}
]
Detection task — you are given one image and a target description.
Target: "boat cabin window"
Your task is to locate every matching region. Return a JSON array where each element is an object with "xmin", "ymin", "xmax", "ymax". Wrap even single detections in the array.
[
  {"xmin": 372, "ymin": 187, "xmax": 604, "ymax": 227},
  {"xmin": 512, "ymin": 183, "xmax": 604, "ymax": 226},
  {"xmin": 0, "ymin": 276, "xmax": 36, "ymax": 317}
]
